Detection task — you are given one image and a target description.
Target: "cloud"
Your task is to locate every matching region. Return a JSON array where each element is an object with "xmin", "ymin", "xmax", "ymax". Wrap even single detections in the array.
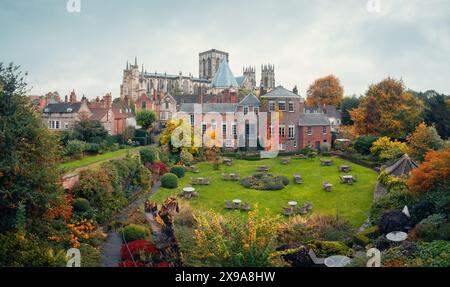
[{"xmin": 0, "ymin": 0, "xmax": 449, "ymax": 99}]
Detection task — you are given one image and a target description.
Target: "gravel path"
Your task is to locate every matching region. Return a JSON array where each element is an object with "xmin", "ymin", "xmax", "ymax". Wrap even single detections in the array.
[{"xmin": 98, "ymin": 182, "xmax": 161, "ymax": 267}]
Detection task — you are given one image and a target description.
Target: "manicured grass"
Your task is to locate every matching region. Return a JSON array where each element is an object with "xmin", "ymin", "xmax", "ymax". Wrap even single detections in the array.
[
  {"xmin": 150, "ymin": 157, "xmax": 378, "ymax": 227},
  {"xmin": 58, "ymin": 147, "xmax": 144, "ymax": 172}
]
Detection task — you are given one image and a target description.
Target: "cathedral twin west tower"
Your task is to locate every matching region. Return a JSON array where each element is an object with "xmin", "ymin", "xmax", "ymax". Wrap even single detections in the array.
[{"xmin": 120, "ymin": 49, "xmax": 275, "ymax": 101}]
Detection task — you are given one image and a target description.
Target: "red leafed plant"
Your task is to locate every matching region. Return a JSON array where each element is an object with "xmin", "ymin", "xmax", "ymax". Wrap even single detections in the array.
[
  {"xmin": 119, "ymin": 240, "xmax": 169, "ymax": 267},
  {"xmin": 146, "ymin": 162, "xmax": 168, "ymax": 176}
]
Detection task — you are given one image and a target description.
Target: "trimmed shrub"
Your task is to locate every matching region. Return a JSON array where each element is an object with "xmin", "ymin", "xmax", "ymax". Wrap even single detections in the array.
[
  {"xmin": 170, "ymin": 166, "xmax": 185, "ymax": 179},
  {"xmin": 71, "ymin": 198, "xmax": 91, "ymax": 213},
  {"xmin": 161, "ymin": 173, "xmax": 178, "ymax": 189},
  {"xmin": 379, "ymin": 210, "xmax": 411, "ymax": 234},
  {"xmin": 122, "ymin": 224, "xmax": 149, "ymax": 243},
  {"xmin": 275, "ymin": 243, "xmax": 312, "ymax": 267},
  {"xmin": 240, "ymin": 173, "xmax": 289, "ymax": 191}
]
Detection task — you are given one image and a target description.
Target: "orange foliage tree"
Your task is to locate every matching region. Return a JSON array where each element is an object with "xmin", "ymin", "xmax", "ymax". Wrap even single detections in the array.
[
  {"xmin": 350, "ymin": 78, "xmax": 423, "ymax": 139},
  {"xmin": 306, "ymin": 75, "xmax": 344, "ymax": 106},
  {"xmin": 407, "ymin": 149, "xmax": 450, "ymax": 194},
  {"xmin": 406, "ymin": 122, "xmax": 444, "ymax": 162}
]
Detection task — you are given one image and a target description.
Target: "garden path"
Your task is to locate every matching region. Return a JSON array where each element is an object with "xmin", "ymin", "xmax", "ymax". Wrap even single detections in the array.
[{"xmin": 98, "ymin": 182, "xmax": 161, "ymax": 267}]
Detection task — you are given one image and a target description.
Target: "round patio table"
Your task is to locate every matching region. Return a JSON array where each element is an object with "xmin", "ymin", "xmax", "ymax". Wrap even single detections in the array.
[
  {"xmin": 342, "ymin": 175, "xmax": 353, "ymax": 180},
  {"xmin": 324, "ymin": 255, "xmax": 351, "ymax": 267},
  {"xmin": 288, "ymin": 201, "xmax": 298, "ymax": 208},
  {"xmin": 183, "ymin": 187, "xmax": 195, "ymax": 194},
  {"xmin": 233, "ymin": 199, "xmax": 242, "ymax": 208},
  {"xmin": 386, "ymin": 231, "xmax": 408, "ymax": 242}
]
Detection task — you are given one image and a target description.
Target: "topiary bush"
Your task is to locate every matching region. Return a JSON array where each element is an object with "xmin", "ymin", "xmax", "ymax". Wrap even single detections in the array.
[
  {"xmin": 170, "ymin": 166, "xmax": 185, "ymax": 179},
  {"xmin": 71, "ymin": 198, "xmax": 91, "ymax": 213},
  {"xmin": 161, "ymin": 173, "xmax": 178, "ymax": 189},
  {"xmin": 379, "ymin": 210, "xmax": 411, "ymax": 234},
  {"xmin": 122, "ymin": 224, "xmax": 149, "ymax": 243}
]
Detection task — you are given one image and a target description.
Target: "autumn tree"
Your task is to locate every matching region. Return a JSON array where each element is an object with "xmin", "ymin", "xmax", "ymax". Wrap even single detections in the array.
[
  {"xmin": 407, "ymin": 123, "xmax": 444, "ymax": 162},
  {"xmin": 370, "ymin": 136, "xmax": 408, "ymax": 162},
  {"xmin": 407, "ymin": 149, "xmax": 450, "ymax": 194},
  {"xmin": 306, "ymin": 75, "xmax": 344, "ymax": 106},
  {"xmin": 350, "ymin": 77, "xmax": 423, "ymax": 139}
]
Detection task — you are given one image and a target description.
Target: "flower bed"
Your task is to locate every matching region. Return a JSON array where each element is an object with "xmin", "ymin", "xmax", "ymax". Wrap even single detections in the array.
[{"xmin": 241, "ymin": 173, "xmax": 289, "ymax": 190}]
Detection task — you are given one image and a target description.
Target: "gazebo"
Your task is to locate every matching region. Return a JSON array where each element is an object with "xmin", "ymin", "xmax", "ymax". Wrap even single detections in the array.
[
  {"xmin": 383, "ymin": 154, "xmax": 419, "ymax": 178},
  {"xmin": 375, "ymin": 154, "xmax": 419, "ymax": 198}
]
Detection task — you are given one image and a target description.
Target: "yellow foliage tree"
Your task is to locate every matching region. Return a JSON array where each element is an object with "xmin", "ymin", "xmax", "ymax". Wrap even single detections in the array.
[
  {"xmin": 370, "ymin": 136, "xmax": 408, "ymax": 161},
  {"xmin": 407, "ymin": 122, "xmax": 444, "ymax": 162}
]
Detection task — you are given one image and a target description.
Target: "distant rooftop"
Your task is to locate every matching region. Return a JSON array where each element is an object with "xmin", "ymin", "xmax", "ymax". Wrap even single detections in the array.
[
  {"xmin": 261, "ymin": 86, "xmax": 301, "ymax": 99},
  {"xmin": 179, "ymin": 103, "xmax": 237, "ymax": 113}
]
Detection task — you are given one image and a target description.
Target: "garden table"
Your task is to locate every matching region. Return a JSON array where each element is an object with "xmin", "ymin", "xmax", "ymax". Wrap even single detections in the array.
[
  {"xmin": 183, "ymin": 187, "xmax": 195, "ymax": 194},
  {"xmin": 324, "ymin": 255, "xmax": 351, "ymax": 267},
  {"xmin": 288, "ymin": 201, "xmax": 298, "ymax": 208},
  {"xmin": 386, "ymin": 231, "xmax": 408, "ymax": 242},
  {"xmin": 340, "ymin": 165, "xmax": 350, "ymax": 172},
  {"xmin": 233, "ymin": 199, "xmax": 242, "ymax": 208},
  {"xmin": 342, "ymin": 175, "xmax": 354, "ymax": 183},
  {"xmin": 197, "ymin": 177, "xmax": 205, "ymax": 184}
]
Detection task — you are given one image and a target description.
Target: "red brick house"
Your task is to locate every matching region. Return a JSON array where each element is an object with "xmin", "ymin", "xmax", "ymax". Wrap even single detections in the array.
[{"xmin": 298, "ymin": 114, "xmax": 332, "ymax": 150}]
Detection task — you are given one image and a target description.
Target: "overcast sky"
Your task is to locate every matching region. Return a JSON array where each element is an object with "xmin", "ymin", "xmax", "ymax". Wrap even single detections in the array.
[{"xmin": 1, "ymin": 0, "xmax": 449, "ymax": 99}]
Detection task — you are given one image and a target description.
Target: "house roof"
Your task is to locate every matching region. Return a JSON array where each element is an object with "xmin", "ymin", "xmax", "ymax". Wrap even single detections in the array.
[
  {"xmin": 89, "ymin": 108, "xmax": 108, "ymax": 121},
  {"xmin": 298, "ymin": 114, "xmax": 330, "ymax": 126},
  {"xmin": 261, "ymin": 86, "xmax": 301, "ymax": 99},
  {"xmin": 235, "ymin": 75, "xmax": 247, "ymax": 87},
  {"xmin": 43, "ymin": 103, "xmax": 82, "ymax": 114},
  {"xmin": 210, "ymin": 59, "xmax": 239, "ymax": 88},
  {"xmin": 383, "ymin": 154, "xmax": 419, "ymax": 177},
  {"xmin": 173, "ymin": 94, "xmax": 199, "ymax": 105},
  {"xmin": 179, "ymin": 103, "xmax": 237, "ymax": 113},
  {"xmin": 323, "ymin": 105, "xmax": 341, "ymax": 118},
  {"xmin": 238, "ymin": 93, "xmax": 260, "ymax": 106}
]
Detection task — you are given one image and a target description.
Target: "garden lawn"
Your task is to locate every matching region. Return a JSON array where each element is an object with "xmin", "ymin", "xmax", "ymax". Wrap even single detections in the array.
[
  {"xmin": 151, "ymin": 157, "xmax": 378, "ymax": 228},
  {"xmin": 58, "ymin": 147, "xmax": 144, "ymax": 172}
]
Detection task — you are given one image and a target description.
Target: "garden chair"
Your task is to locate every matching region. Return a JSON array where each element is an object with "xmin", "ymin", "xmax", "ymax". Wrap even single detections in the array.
[
  {"xmin": 297, "ymin": 206, "xmax": 308, "ymax": 215},
  {"xmin": 192, "ymin": 192, "xmax": 199, "ymax": 198},
  {"xmin": 304, "ymin": 203, "xmax": 313, "ymax": 212},
  {"xmin": 283, "ymin": 207, "xmax": 294, "ymax": 216},
  {"xmin": 240, "ymin": 203, "xmax": 251, "ymax": 211},
  {"xmin": 294, "ymin": 174, "xmax": 303, "ymax": 184},
  {"xmin": 323, "ymin": 182, "xmax": 332, "ymax": 192},
  {"xmin": 225, "ymin": 201, "xmax": 233, "ymax": 209},
  {"xmin": 190, "ymin": 177, "xmax": 197, "ymax": 185},
  {"xmin": 178, "ymin": 190, "xmax": 185, "ymax": 197},
  {"xmin": 184, "ymin": 193, "xmax": 192, "ymax": 199},
  {"xmin": 232, "ymin": 174, "xmax": 240, "ymax": 181}
]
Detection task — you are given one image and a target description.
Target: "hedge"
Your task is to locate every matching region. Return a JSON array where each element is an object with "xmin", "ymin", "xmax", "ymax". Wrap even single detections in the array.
[
  {"xmin": 122, "ymin": 224, "xmax": 149, "ymax": 243},
  {"xmin": 353, "ymin": 226, "xmax": 379, "ymax": 247}
]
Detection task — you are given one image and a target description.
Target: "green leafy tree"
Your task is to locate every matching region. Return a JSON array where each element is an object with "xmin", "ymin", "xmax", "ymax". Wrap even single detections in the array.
[
  {"xmin": 414, "ymin": 90, "xmax": 450, "ymax": 139},
  {"xmin": 73, "ymin": 119, "xmax": 108, "ymax": 143},
  {"xmin": 136, "ymin": 110, "xmax": 157, "ymax": 130},
  {"xmin": 340, "ymin": 96, "xmax": 360, "ymax": 125},
  {"xmin": 0, "ymin": 63, "xmax": 67, "ymax": 232}
]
